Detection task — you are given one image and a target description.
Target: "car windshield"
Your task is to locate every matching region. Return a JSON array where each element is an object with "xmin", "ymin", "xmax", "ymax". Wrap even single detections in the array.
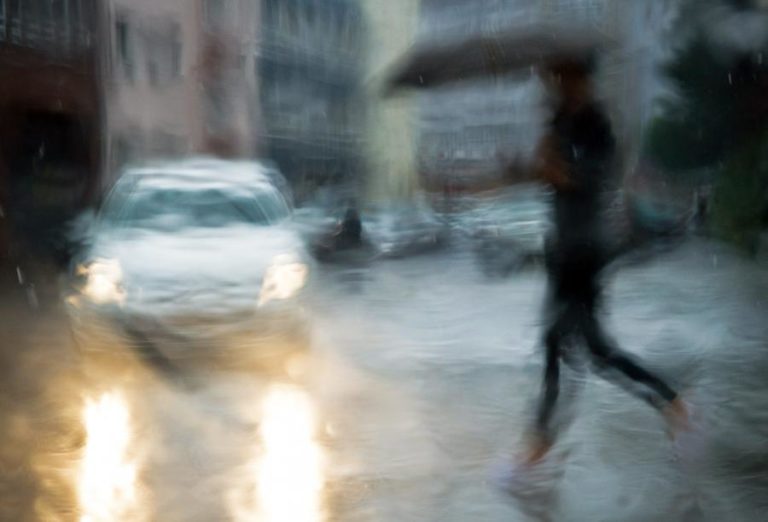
[{"xmin": 103, "ymin": 184, "xmax": 290, "ymax": 230}]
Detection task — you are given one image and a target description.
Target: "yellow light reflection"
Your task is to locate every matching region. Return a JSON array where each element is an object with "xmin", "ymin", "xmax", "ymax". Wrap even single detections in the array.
[
  {"xmin": 258, "ymin": 260, "xmax": 309, "ymax": 307},
  {"xmin": 232, "ymin": 384, "xmax": 325, "ymax": 522},
  {"xmin": 81, "ymin": 259, "xmax": 125, "ymax": 305},
  {"xmin": 78, "ymin": 392, "xmax": 141, "ymax": 522}
]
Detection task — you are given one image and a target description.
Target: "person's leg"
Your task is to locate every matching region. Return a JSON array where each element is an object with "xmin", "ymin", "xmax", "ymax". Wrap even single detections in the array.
[
  {"xmin": 525, "ymin": 310, "xmax": 569, "ymax": 465},
  {"xmin": 580, "ymin": 310, "xmax": 689, "ymax": 433},
  {"xmin": 581, "ymin": 311, "xmax": 676, "ymax": 406}
]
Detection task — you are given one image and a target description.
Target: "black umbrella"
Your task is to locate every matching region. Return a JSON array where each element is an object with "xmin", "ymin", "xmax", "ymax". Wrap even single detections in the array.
[{"xmin": 383, "ymin": 25, "xmax": 614, "ymax": 95}]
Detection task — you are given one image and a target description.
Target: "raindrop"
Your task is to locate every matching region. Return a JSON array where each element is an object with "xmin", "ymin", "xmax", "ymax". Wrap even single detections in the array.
[
  {"xmin": 16, "ymin": 266, "xmax": 24, "ymax": 285},
  {"xmin": 728, "ymin": 73, "xmax": 733, "ymax": 85}
]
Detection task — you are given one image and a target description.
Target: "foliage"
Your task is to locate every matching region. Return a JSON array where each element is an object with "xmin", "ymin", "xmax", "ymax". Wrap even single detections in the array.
[
  {"xmin": 645, "ymin": 20, "xmax": 768, "ymax": 251},
  {"xmin": 646, "ymin": 36, "xmax": 768, "ymax": 171},
  {"xmin": 711, "ymin": 133, "xmax": 768, "ymax": 252}
]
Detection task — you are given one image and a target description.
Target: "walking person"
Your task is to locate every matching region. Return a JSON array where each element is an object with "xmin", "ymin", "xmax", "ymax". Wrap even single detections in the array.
[
  {"xmin": 377, "ymin": 22, "xmax": 692, "ymax": 469},
  {"xmin": 523, "ymin": 55, "xmax": 689, "ymax": 465}
]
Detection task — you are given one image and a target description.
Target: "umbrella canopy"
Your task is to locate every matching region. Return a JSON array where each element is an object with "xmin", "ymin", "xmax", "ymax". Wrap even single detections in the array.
[{"xmin": 383, "ymin": 25, "xmax": 614, "ymax": 95}]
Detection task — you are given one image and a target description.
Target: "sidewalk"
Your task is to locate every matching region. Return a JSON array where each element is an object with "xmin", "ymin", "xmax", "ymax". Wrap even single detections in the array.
[
  {"xmin": 551, "ymin": 239, "xmax": 768, "ymax": 521},
  {"xmin": 312, "ymin": 237, "xmax": 768, "ymax": 521}
]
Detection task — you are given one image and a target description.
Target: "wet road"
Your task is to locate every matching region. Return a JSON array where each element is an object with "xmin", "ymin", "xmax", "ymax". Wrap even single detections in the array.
[{"xmin": 1, "ymin": 238, "xmax": 768, "ymax": 521}]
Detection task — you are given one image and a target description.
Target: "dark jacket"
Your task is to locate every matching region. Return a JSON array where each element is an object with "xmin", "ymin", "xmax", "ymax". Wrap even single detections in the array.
[{"xmin": 546, "ymin": 102, "xmax": 616, "ymax": 304}]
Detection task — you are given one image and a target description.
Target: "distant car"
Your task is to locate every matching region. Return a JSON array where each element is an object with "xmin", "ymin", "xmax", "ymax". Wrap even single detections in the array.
[
  {"xmin": 296, "ymin": 197, "xmax": 449, "ymax": 264},
  {"xmin": 455, "ymin": 186, "xmax": 551, "ymax": 276},
  {"xmin": 66, "ymin": 158, "xmax": 312, "ymax": 372},
  {"xmin": 364, "ymin": 200, "xmax": 449, "ymax": 259}
]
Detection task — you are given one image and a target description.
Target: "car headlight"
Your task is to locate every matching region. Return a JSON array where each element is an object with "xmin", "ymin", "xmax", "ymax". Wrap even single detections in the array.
[
  {"xmin": 258, "ymin": 255, "xmax": 309, "ymax": 307},
  {"xmin": 78, "ymin": 258, "xmax": 126, "ymax": 304}
]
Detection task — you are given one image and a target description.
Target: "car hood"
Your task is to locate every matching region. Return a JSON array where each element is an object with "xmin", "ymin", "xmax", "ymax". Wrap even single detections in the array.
[{"xmin": 87, "ymin": 224, "xmax": 306, "ymax": 315}]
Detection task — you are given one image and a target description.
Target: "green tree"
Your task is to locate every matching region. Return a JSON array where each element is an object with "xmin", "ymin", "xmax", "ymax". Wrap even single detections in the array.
[{"xmin": 645, "ymin": 29, "xmax": 768, "ymax": 251}]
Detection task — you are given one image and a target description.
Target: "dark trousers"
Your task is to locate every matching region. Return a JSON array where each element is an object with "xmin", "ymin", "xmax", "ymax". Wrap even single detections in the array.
[{"xmin": 535, "ymin": 294, "xmax": 678, "ymax": 443}]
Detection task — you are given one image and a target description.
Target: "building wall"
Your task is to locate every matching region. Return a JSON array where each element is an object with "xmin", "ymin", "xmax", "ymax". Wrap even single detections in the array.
[
  {"xmin": 258, "ymin": 0, "xmax": 364, "ymax": 200},
  {"xmin": 416, "ymin": 77, "xmax": 544, "ymax": 188},
  {"xmin": 415, "ymin": 0, "xmax": 680, "ymax": 188},
  {"xmin": 103, "ymin": 0, "xmax": 260, "ymax": 188},
  {"xmin": 416, "ymin": 0, "xmax": 544, "ymax": 187},
  {"xmin": 360, "ymin": 0, "xmax": 420, "ymax": 202},
  {"xmin": 198, "ymin": 0, "xmax": 260, "ymax": 159},
  {"xmin": 103, "ymin": 0, "xmax": 198, "ymax": 182}
]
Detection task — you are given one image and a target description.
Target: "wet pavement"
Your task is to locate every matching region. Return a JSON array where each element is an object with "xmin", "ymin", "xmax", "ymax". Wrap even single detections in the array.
[{"xmin": 1, "ymin": 238, "xmax": 768, "ymax": 521}]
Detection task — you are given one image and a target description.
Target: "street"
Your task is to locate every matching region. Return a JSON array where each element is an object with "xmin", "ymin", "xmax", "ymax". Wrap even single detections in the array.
[
  {"xmin": 1, "ymin": 238, "xmax": 767, "ymax": 521},
  {"xmin": 1, "ymin": 0, "xmax": 767, "ymax": 520}
]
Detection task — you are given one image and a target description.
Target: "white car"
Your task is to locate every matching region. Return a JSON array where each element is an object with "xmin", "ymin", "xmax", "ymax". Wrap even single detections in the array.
[
  {"xmin": 364, "ymin": 200, "xmax": 449, "ymax": 259},
  {"xmin": 453, "ymin": 185, "xmax": 552, "ymax": 276},
  {"xmin": 67, "ymin": 158, "xmax": 312, "ymax": 371}
]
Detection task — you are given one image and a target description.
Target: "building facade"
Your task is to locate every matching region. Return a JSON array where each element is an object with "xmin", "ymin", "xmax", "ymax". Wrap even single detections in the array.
[
  {"xmin": 0, "ymin": 0, "xmax": 265, "ymax": 261},
  {"xmin": 102, "ymin": 0, "xmax": 261, "ymax": 187},
  {"xmin": 415, "ymin": 0, "xmax": 682, "ymax": 189},
  {"xmin": 415, "ymin": 0, "xmax": 543, "ymax": 189},
  {"xmin": 258, "ymin": 0, "xmax": 365, "ymax": 201}
]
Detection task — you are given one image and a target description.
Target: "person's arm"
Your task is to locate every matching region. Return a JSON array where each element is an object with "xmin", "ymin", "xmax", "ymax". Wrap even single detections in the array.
[{"xmin": 533, "ymin": 133, "xmax": 573, "ymax": 190}]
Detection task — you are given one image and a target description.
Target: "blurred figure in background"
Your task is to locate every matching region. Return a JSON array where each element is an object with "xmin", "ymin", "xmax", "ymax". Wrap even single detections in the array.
[
  {"xmin": 334, "ymin": 207, "xmax": 364, "ymax": 250},
  {"xmin": 311, "ymin": 205, "xmax": 368, "ymax": 263},
  {"xmin": 524, "ymin": 56, "xmax": 689, "ymax": 465}
]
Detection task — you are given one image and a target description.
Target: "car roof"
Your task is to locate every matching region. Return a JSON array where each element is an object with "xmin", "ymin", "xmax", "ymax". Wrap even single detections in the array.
[{"xmin": 118, "ymin": 157, "xmax": 282, "ymax": 192}]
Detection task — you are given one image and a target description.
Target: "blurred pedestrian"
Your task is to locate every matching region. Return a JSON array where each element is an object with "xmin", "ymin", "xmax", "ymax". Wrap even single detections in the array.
[
  {"xmin": 524, "ymin": 56, "xmax": 689, "ymax": 465},
  {"xmin": 334, "ymin": 207, "xmax": 363, "ymax": 249}
]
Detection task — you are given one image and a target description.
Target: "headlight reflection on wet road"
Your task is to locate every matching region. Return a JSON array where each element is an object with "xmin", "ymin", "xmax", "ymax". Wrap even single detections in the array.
[
  {"xmin": 233, "ymin": 384, "xmax": 325, "ymax": 522},
  {"xmin": 78, "ymin": 392, "xmax": 142, "ymax": 522}
]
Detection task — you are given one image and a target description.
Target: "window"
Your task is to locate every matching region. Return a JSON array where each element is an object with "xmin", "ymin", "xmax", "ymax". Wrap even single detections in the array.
[
  {"xmin": 39, "ymin": 0, "xmax": 51, "ymax": 42},
  {"xmin": 203, "ymin": 0, "xmax": 226, "ymax": 31},
  {"xmin": 69, "ymin": 0, "xmax": 82, "ymax": 48},
  {"xmin": 170, "ymin": 24, "xmax": 182, "ymax": 78},
  {"xmin": 51, "ymin": 0, "xmax": 69, "ymax": 48},
  {"xmin": 284, "ymin": 6, "xmax": 298, "ymax": 35},
  {"xmin": 8, "ymin": 0, "xmax": 20, "ymax": 43},
  {"xmin": 0, "ymin": 0, "xmax": 5, "ymax": 41},
  {"xmin": 39, "ymin": 0, "xmax": 53, "ymax": 45},
  {"xmin": 51, "ymin": 0, "xmax": 65, "ymax": 46},
  {"xmin": 205, "ymin": 82, "xmax": 231, "ymax": 132},
  {"xmin": 147, "ymin": 60, "xmax": 159, "ymax": 87},
  {"xmin": 140, "ymin": 25, "xmax": 181, "ymax": 87},
  {"xmin": 263, "ymin": 0, "xmax": 275, "ymax": 23},
  {"xmin": 21, "ymin": 0, "xmax": 39, "ymax": 44},
  {"xmin": 115, "ymin": 17, "xmax": 133, "ymax": 81}
]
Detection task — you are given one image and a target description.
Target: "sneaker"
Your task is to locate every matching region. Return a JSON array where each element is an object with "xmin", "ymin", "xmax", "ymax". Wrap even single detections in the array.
[
  {"xmin": 663, "ymin": 396, "xmax": 691, "ymax": 439},
  {"xmin": 523, "ymin": 436, "xmax": 554, "ymax": 466}
]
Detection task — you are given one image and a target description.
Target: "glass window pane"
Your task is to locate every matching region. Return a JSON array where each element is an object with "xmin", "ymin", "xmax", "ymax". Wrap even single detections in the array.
[{"xmin": 0, "ymin": 0, "xmax": 6, "ymax": 41}]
